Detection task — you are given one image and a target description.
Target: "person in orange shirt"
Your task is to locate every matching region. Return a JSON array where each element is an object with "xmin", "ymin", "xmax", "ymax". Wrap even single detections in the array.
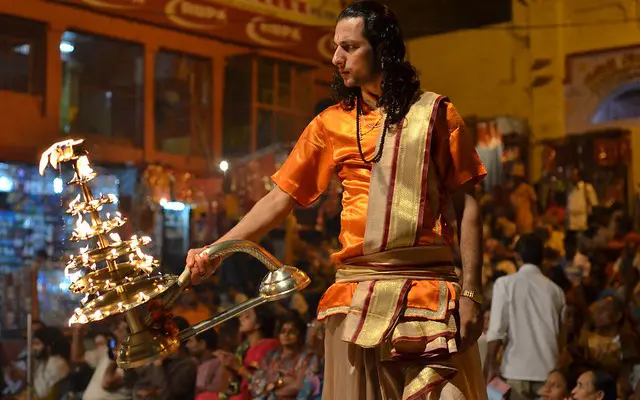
[{"xmin": 186, "ymin": 2, "xmax": 487, "ymax": 398}]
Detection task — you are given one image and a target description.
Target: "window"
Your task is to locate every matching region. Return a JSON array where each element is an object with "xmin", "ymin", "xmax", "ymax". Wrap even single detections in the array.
[
  {"xmin": 60, "ymin": 31, "xmax": 144, "ymax": 147},
  {"xmin": 256, "ymin": 58, "xmax": 314, "ymax": 150},
  {"xmin": 223, "ymin": 55, "xmax": 253, "ymax": 157},
  {"xmin": 154, "ymin": 50, "xmax": 212, "ymax": 157},
  {"xmin": 0, "ymin": 14, "xmax": 45, "ymax": 94},
  {"xmin": 223, "ymin": 55, "xmax": 315, "ymax": 157}
]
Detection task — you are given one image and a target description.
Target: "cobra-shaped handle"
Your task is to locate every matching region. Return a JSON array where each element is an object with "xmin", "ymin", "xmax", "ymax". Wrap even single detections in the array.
[
  {"xmin": 161, "ymin": 240, "xmax": 283, "ymax": 310},
  {"xmin": 200, "ymin": 240, "xmax": 283, "ymax": 272}
]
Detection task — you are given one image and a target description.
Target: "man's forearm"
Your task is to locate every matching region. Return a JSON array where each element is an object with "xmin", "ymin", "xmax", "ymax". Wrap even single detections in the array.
[
  {"xmin": 486, "ymin": 340, "xmax": 502, "ymax": 375},
  {"xmin": 215, "ymin": 187, "xmax": 295, "ymax": 244},
  {"xmin": 457, "ymin": 189, "xmax": 483, "ymax": 290}
]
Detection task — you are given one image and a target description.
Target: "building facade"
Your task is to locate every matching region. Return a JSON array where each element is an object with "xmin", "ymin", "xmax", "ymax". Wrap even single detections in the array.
[
  {"xmin": 407, "ymin": 0, "xmax": 640, "ymax": 204},
  {"xmin": 0, "ymin": 0, "xmax": 337, "ymax": 172}
]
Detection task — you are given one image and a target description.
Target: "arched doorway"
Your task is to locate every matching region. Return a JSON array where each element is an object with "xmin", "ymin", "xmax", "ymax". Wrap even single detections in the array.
[{"xmin": 591, "ymin": 82, "xmax": 640, "ymax": 124}]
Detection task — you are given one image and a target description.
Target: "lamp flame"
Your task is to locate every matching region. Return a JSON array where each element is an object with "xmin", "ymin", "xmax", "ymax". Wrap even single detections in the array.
[
  {"xmin": 75, "ymin": 155, "xmax": 95, "ymax": 181},
  {"xmin": 38, "ymin": 139, "xmax": 84, "ymax": 175},
  {"xmin": 74, "ymin": 215, "xmax": 93, "ymax": 239},
  {"xmin": 69, "ymin": 194, "xmax": 81, "ymax": 209}
]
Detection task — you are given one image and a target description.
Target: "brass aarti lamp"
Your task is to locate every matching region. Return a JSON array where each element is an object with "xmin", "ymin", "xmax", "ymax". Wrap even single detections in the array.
[{"xmin": 39, "ymin": 139, "xmax": 310, "ymax": 369}]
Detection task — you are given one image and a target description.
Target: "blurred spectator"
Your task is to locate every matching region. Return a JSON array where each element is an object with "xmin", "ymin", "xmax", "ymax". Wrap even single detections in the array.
[
  {"xmin": 580, "ymin": 296, "xmax": 639, "ymax": 388},
  {"xmin": 219, "ymin": 286, "xmax": 249, "ymax": 311},
  {"xmin": 132, "ymin": 317, "xmax": 197, "ymax": 400},
  {"xmin": 509, "ymin": 165, "xmax": 538, "ymax": 234},
  {"xmin": 249, "ymin": 315, "xmax": 317, "ymax": 400},
  {"xmin": 566, "ymin": 168, "xmax": 598, "ymax": 235},
  {"xmin": 558, "ymin": 302, "xmax": 588, "ymax": 369},
  {"xmin": 215, "ymin": 306, "xmax": 278, "ymax": 400},
  {"xmin": 32, "ymin": 326, "xmax": 71, "ymax": 399},
  {"xmin": 485, "ymin": 234, "xmax": 566, "ymax": 399},
  {"xmin": 2, "ymin": 320, "xmax": 46, "ymax": 397},
  {"xmin": 538, "ymin": 368, "xmax": 579, "ymax": 400},
  {"xmin": 185, "ymin": 328, "xmax": 226, "ymax": 398},
  {"xmin": 571, "ymin": 369, "xmax": 617, "ymax": 400},
  {"xmin": 296, "ymin": 319, "xmax": 325, "ymax": 400},
  {"xmin": 562, "ymin": 234, "xmax": 591, "ymax": 286},
  {"xmin": 74, "ymin": 319, "xmax": 132, "ymax": 400}
]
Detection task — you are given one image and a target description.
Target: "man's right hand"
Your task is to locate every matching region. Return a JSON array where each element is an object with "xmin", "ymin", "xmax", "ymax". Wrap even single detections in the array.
[
  {"xmin": 186, "ymin": 246, "xmax": 222, "ymax": 285},
  {"xmin": 484, "ymin": 361, "xmax": 500, "ymax": 384}
]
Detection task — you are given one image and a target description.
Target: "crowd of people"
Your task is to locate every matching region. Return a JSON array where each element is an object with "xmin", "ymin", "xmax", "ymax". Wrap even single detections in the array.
[{"xmin": 1, "ymin": 165, "xmax": 640, "ymax": 399}]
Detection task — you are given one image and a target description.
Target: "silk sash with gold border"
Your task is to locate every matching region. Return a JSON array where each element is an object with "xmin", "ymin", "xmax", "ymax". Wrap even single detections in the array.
[
  {"xmin": 337, "ymin": 92, "xmax": 461, "ymax": 399},
  {"xmin": 342, "ymin": 91, "xmax": 449, "ymax": 346},
  {"xmin": 363, "ymin": 91, "xmax": 446, "ymax": 254}
]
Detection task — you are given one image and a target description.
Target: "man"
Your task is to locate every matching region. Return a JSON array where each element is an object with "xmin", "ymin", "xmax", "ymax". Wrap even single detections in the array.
[
  {"xmin": 509, "ymin": 163, "xmax": 537, "ymax": 234},
  {"xmin": 566, "ymin": 167, "xmax": 598, "ymax": 235},
  {"xmin": 2, "ymin": 320, "xmax": 46, "ymax": 397},
  {"xmin": 187, "ymin": 2, "xmax": 487, "ymax": 398},
  {"xmin": 78, "ymin": 319, "xmax": 133, "ymax": 400},
  {"xmin": 485, "ymin": 234, "xmax": 566, "ymax": 400}
]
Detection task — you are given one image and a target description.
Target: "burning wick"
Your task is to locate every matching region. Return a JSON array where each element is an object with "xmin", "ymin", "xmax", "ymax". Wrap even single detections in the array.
[{"xmin": 109, "ymin": 233, "xmax": 122, "ymax": 244}]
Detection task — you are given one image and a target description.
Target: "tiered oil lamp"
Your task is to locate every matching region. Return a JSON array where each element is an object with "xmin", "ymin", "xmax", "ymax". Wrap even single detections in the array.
[{"xmin": 40, "ymin": 139, "xmax": 310, "ymax": 369}]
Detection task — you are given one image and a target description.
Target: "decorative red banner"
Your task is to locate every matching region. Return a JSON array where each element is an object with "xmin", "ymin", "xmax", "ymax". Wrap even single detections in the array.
[{"xmin": 52, "ymin": 0, "xmax": 335, "ymax": 62}]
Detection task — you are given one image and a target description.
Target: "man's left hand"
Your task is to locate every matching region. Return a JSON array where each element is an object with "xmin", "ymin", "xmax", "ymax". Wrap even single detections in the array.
[{"xmin": 458, "ymin": 296, "xmax": 482, "ymax": 351}]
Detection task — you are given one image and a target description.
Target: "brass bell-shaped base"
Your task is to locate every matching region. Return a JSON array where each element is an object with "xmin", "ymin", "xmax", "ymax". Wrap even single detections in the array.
[
  {"xmin": 259, "ymin": 265, "xmax": 311, "ymax": 300},
  {"xmin": 117, "ymin": 328, "xmax": 180, "ymax": 369}
]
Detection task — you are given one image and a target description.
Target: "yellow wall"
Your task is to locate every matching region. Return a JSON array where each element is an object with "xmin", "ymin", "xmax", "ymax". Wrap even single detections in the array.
[
  {"xmin": 407, "ymin": 0, "xmax": 640, "ymax": 187},
  {"xmin": 407, "ymin": 25, "xmax": 530, "ymax": 120}
]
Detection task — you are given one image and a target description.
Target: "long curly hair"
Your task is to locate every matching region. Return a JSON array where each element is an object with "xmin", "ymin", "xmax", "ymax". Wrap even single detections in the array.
[{"xmin": 331, "ymin": 1, "xmax": 420, "ymax": 125}]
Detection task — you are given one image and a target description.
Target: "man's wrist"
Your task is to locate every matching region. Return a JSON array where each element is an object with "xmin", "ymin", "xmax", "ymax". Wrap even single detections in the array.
[{"xmin": 460, "ymin": 288, "xmax": 483, "ymax": 304}]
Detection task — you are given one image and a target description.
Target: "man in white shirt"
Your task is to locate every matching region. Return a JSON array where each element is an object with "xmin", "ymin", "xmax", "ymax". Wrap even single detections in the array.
[
  {"xmin": 71, "ymin": 320, "xmax": 132, "ymax": 400},
  {"xmin": 485, "ymin": 234, "xmax": 566, "ymax": 400},
  {"xmin": 566, "ymin": 168, "xmax": 598, "ymax": 233}
]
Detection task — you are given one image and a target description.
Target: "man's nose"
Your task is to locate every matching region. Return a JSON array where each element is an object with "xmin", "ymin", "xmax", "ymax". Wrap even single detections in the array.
[{"xmin": 332, "ymin": 47, "xmax": 344, "ymax": 67}]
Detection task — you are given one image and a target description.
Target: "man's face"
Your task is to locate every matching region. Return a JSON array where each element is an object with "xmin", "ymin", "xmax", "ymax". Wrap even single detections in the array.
[
  {"xmin": 570, "ymin": 168, "xmax": 580, "ymax": 183},
  {"xmin": 332, "ymin": 17, "xmax": 378, "ymax": 89},
  {"xmin": 32, "ymin": 337, "xmax": 46, "ymax": 360},
  {"xmin": 185, "ymin": 337, "xmax": 204, "ymax": 357}
]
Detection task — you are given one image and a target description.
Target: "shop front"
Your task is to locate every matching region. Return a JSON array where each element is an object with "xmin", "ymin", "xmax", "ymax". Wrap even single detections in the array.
[
  {"xmin": 561, "ymin": 45, "xmax": 640, "ymax": 208},
  {"xmin": 0, "ymin": 159, "xmax": 138, "ymax": 336}
]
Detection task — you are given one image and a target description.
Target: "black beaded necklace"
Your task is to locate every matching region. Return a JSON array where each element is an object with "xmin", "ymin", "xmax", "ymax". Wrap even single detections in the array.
[{"xmin": 356, "ymin": 96, "xmax": 389, "ymax": 164}]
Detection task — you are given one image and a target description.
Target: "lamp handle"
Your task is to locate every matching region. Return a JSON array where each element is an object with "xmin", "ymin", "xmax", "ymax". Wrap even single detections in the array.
[{"xmin": 159, "ymin": 240, "xmax": 284, "ymax": 310}]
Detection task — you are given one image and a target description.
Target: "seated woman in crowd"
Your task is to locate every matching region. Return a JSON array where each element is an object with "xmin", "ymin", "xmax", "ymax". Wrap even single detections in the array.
[
  {"xmin": 571, "ymin": 369, "xmax": 617, "ymax": 400},
  {"xmin": 214, "ymin": 306, "xmax": 278, "ymax": 400},
  {"xmin": 249, "ymin": 315, "xmax": 318, "ymax": 400},
  {"xmin": 538, "ymin": 368, "xmax": 579, "ymax": 400}
]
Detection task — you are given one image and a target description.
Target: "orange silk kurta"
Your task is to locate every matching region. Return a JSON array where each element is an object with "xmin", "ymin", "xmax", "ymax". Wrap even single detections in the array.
[{"xmin": 271, "ymin": 99, "xmax": 487, "ymax": 319}]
